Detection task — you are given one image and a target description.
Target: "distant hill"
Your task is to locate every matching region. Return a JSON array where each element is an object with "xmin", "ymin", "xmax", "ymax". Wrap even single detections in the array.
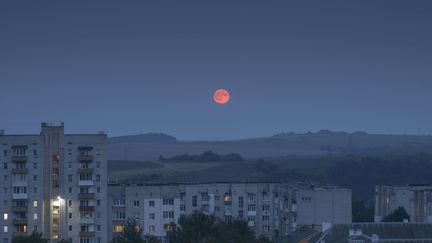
[
  {"xmin": 108, "ymin": 133, "xmax": 177, "ymax": 144},
  {"xmin": 107, "ymin": 130, "xmax": 432, "ymax": 161}
]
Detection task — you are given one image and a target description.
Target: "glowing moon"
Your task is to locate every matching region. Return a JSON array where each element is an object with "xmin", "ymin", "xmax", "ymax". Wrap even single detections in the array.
[{"xmin": 213, "ymin": 89, "xmax": 230, "ymax": 105}]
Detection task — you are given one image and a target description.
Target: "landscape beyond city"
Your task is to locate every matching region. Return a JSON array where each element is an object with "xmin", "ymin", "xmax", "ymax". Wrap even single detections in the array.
[{"xmin": 2, "ymin": 1, "xmax": 432, "ymax": 243}]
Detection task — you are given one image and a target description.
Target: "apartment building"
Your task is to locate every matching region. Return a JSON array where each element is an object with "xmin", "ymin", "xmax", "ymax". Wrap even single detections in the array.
[
  {"xmin": 108, "ymin": 182, "xmax": 352, "ymax": 242},
  {"xmin": 375, "ymin": 184, "xmax": 432, "ymax": 223},
  {"xmin": 0, "ymin": 123, "xmax": 108, "ymax": 243}
]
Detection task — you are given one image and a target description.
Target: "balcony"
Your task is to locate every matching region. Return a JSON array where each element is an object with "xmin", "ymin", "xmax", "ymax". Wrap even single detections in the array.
[
  {"xmin": 13, "ymin": 232, "xmax": 27, "ymax": 238},
  {"xmin": 79, "ymin": 216, "xmax": 95, "ymax": 224},
  {"xmin": 12, "ymin": 168, "xmax": 28, "ymax": 174},
  {"xmin": 78, "ymin": 180, "xmax": 94, "ymax": 186},
  {"xmin": 79, "ymin": 193, "xmax": 95, "ymax": 200},
  {"xmin": 78, "ymin": 155, "xmax": 94, "ymax": 162},
  {"xmin": 78, "ymin": 168, "xmax": 94, "ymax": 173},
  {"xmin": 13, "ymin": 193, "xmax": 28, "ymax": 200},
  {"xmin": 79, "ymin": 231, "xmax": 96, "ymax": 237},
  {"xmin": 79, "ymin": 206, "xmax": 95, "ymax": 212},
  {"xmin": 12, "ymin": 206, "xmax": 28, "ymax": 213},
  {"xmin": 13, "ymin": 219, "xmax": 28, "ymax": 225},
  {"xmin": 12, "ymin": 156, "xmax": 28, "ymax": 162}
]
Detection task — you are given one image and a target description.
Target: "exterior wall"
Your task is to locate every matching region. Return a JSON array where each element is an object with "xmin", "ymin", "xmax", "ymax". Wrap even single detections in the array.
[
  {"xmin": 0, "ymin": 123, "xmax": 107, "ymax": 243},
  {"xmin": 374, "ymin": 185, "xmax": 432, "ymax": 223},
  {"xmin": 108, "ymin": 183, "xmax": 351, "ymax": 242},
  {"xmin": 287, "ymin": 187, "xmax": 352, "ymax": 230}
]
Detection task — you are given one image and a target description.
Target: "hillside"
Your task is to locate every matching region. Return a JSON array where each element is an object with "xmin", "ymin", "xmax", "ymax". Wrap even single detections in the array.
[{"xmin": 107, "ymin": 130, "xmax": 432, "ymax": 161}]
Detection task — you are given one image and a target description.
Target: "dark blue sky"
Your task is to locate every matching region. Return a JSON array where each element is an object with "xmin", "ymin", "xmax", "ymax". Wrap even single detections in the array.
[{"xmin": 1, "ymin": 1, "xmax": 431, "ymax": 140}]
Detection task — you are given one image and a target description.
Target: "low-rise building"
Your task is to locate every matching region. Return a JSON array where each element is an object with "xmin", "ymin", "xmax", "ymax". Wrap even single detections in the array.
[
  {"xmin": 108, "ymin": 182, "xmax": 352, "ymax": 242},
  {"xmin": 375, "ymin": 185, "xmax": 432, "ymax": 223}
]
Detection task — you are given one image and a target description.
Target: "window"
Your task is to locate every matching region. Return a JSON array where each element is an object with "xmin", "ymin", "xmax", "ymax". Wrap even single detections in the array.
[
  {"xmin": 97, "ymin": 200, "xmax": 100, "ymax": 206},
  {"xmin": 149, "ymin": 200, "xmax": 155, "ymax": 207},
  {"xmin": 79, "ymin": 173, "xmax": 92, "ymax": 181},
  {"xmin": 68, "ymin": 162, "xmax": 72, "ymax": 169},
  {"xmin": 113, "ymin": 199, "xmax": 125, "ymax": 206},
  {"xmin": 163, "ymin": 211, "xmax": 174, "ymax": 219},
  {"xmin": 114, "ymin": 212, "xmax": 125, "ymax": 220},
  {"xmin": 180, "ymin": 204, "xmax": 186, "ymax": 211},
  {"xmin": 224, "ymin": 194, "xmax": 232, "ymax": 202},
  {"xmin": 163, "ymin": 198, "xmax": 174, "ymax": 205},
  {"xmin": 68, "ymin": 175, "xmax": 72, "ymax": 182},
  {"xmin": 239, "ymin": 210, "xmax": 243, "ymax": 217},
  {"xmin": 32, "ymin": 150, "xmax": 38, "ymax": 156},
  {"xmin": 262, "ymin": 225, "xmax": 270, "ymax": 233},
  {"xmin": 262, "ymin": 205, "xmax": 270, "ymax": 211},
  {"xmin": 3, "ymin": 213, "xmax": 8, "ymax": 220},
  {"xmin": 148, "ymin": 225, "xmax": 155, "ymax": 233},
  {"xmin": 33, "ymin": 175, "xmax": 37, "ymax": 181},
  {"xmin": 3, "ymin": 226, "xmax": 7, "ymax": 233},
  {"xmin": 33, "ymin": 162, "xmax": 37, "ymax": 169},
  {"xmin": 239, "ymin": 197, "xmax": 243, "ymax": 207},
  {"xmin": 33, "ymin": 213, "xmax": 38, "ymax": 220},
  {"xmin": 149, "ymin": 213, "xmax": 155, "ymax": 220},
  {"xmin": 69, "ymin": 187, "xmax": 72, "ymax": 193},
  {"xmin": 133, "ymin": 200, "xmax": 140, "ymax": 207},
  {"xmin": 69, "ymin": 213, "xmax": 72, "ymax": 219},
  {"xmin": 33, "ymin": 201, "xmax": 38, "ymax": 207},
  {"xmin": 97, "ymin": 225, "xmax": 101, "ymax": 231},
  {"xmin": 215, "ymin": 206, "xmax": 220, "ymax": 212},
  {"xmin": 248, "ymin": 216, "xmax": 256, "ymax": 222},
  {"xmin": 97, "ymin": 187, "xmax": 100, "ymax": 193},
  {"xmin": 248, "ymin": 204, "xmax": 256, "ymax": 211},
  {"xmin": 263, "ymin": 215, "xmax": 270, "ymax": 221},
  {"xmin": 33, "ymin": 187, "xmax": 37, "ymax": 194},
  {"xmin": 114, "ymin": 225, "xmax": 123, "ymax": 233},
  {"xmin": 3, "ymin": 150, "xmax": 7, "ymax": 156},
  {"xmin": 96, "ymin": 174, "xmax": 100, "ymax": 182},
  {"xmin": 248, "ymin": 193, "xmax": 255, "ymax": 201},
  {"xmin": 192, "ymin": 196, "xmax": 197, "ymax": 207},
  {"xmin": 13, "ymin": 186, "xmax": 27, "ymax": 194},
  {"xmin": 69, "ymin": 225, "xmax": 72, "ymax": 231},
  {"xmin": 3, "ymin": 162, "xmax": 7, "ymax": 169},
  {"xmin": 68, "ymin": 200, "xmax": 72, "ymax": 207}
]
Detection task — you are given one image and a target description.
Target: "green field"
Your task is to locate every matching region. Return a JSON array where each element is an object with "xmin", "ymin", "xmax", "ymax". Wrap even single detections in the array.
[{"xmin": 108, "ymin": 156, "xmax": 344, "ymax": 184}]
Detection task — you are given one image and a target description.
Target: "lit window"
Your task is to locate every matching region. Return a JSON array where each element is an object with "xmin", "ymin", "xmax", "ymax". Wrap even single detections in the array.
[
  {"xmin": 3, "ymin": 226, "xmax": 7, "ymax": 233},
  {"xmin": 33, "ymin": 213, "xmax": 38, "ymax": 220},
  {"xmin": 33, "ymin": 200, "xmax": 38, "ymax": 208},
  {"xmin": 3, "ymin": 213, "xmax": 7, "ymax": 220},
  {"xmin": 224, "ymin": 194, "xmax": 232, "ymax": 202},
  {"xmin": 113, "ymin": 225, "xmax": 123, "ymax": 232},
  {"xmin": 149, "ymin": 225, "xmax": 155, "ymax": 232}
]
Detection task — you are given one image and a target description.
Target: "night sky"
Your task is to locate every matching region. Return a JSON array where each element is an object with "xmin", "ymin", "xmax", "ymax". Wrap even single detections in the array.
[{"xmin": 1, "ymin": 1, "xmax": 431, "ymax": 140}]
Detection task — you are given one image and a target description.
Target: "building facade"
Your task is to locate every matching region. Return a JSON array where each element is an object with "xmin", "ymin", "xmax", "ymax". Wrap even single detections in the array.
[
  {"xmin": 108, "ymin": 182, "xmax": 352, "ymax": 242},
  {"xmin": 0, "ymin": 123, "xmax": 108, "ymax": 243},
  {"xmin": 375, "ymin": 185, "xmax": 432, "ymax": 223}
]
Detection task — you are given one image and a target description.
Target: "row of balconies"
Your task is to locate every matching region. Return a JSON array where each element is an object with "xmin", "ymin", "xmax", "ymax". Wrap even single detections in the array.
[{"xmin": 9, "ymin": 155, "xmax": 94, "ymax": 162}]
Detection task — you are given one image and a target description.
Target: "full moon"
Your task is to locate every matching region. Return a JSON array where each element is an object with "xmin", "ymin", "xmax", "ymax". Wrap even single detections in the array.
[{"xmin": 213, "ymin": 89, "xmax": 230, "ymax": 105}]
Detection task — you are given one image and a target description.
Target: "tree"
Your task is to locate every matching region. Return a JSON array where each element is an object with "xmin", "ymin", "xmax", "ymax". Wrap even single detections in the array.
[
  {"xmin": 12, "ymin": 231, "xmax": 48, "ymax": 243},
  {"xmin": 167, "ymin": 212, "xmax": 273, "ymax": 243},
  {"xmin": 382, "ymin": 207, "xmax": 410, "ymax": 222},
  {"xmin": 143, "ymin": 235, "xmax": 161, "ymax": 243},
  {"xmin": 59, "ymin": 239, "xmax": 72, "ymax": 243},
  {"xmin": 114, "ymin": 218, "xmax": 144, "ymax": 243}
]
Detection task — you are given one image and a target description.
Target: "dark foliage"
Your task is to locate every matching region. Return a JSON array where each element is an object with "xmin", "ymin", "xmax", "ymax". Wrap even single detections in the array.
[
  {"xmin": 255, "ymin": 159, "xmax": 280, "ymax": 174},
  {"xmin": 160, "ymin": 151, "xmax": 244, "ymax": 162},
  {"xmin": 352, "ymin": 200, "xmax": 374, "ymax": 222},
  {"xmin": 383, "ymin": 207, "xmax": 410, "ymax": 222},
  {"xmin": 12, "ymin": 231, "xmax": 48, "ymax": 243},
  {"xmin": 167, "ymin": 212, "xmax": 272, "ymax": 243}
]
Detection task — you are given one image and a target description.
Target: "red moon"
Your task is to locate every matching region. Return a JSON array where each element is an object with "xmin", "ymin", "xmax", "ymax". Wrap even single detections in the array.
[{"xmin": 213, "ymin": 89, "xmax": 230, "ymax": 105}]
